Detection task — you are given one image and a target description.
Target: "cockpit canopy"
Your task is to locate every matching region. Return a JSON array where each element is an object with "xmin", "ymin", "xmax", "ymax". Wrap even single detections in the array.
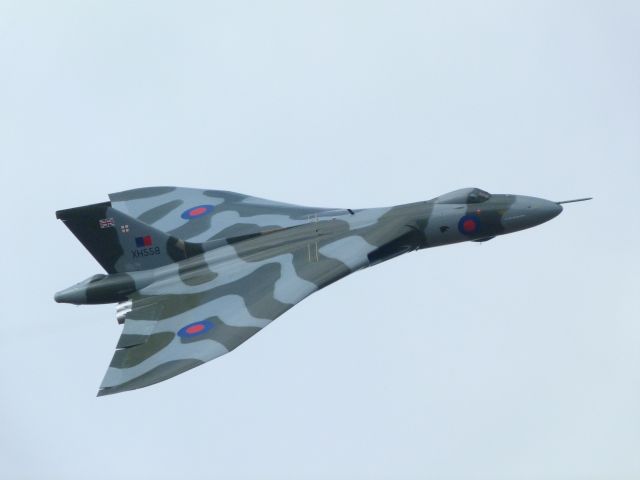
[{"xmin": 435, "ymin": 188, "xmax": 492, "ymax": 204}]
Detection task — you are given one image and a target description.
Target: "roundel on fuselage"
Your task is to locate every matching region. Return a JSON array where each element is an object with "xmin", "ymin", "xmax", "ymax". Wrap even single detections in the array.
[{"xmin": 458, "ymin": 214, "xmax": 481, "ymax": 235}]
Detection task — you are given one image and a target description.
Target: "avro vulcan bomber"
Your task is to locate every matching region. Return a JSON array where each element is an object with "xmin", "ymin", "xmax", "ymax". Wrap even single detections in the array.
[{"xmin": 55, "ymin": 187, "xmax": 590, "ymax": 396}]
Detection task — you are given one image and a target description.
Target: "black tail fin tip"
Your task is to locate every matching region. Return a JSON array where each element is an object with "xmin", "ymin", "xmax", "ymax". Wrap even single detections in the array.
[{"xmin": 57, "ymin": 202, "xmax": 191, "ymax": 273}]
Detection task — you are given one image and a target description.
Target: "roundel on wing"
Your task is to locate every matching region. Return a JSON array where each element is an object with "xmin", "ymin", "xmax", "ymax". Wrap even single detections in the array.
[
  {"xmin": 177, "ymin": 320, "xmax": 214, "ymax": 339},
  {"xmin": 181, "ymin": 204, "xmax": 215, "ymax": 220},
  {"xmin": 458, "ymin": 214, "xmax": 481, "ymax": 235}
]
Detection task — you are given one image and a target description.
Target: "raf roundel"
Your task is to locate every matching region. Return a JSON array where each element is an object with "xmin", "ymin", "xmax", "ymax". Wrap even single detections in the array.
[
  {"xmin": 178, "ymin": 320, "xmax": 214, "ymax": 339},
  {"xmin": 181, "ymin": 204, "xmax": 215, "ymax": 220},
  {"xmin": 458, "ymin": 214, "xmax": 481, "ymax": 235}
]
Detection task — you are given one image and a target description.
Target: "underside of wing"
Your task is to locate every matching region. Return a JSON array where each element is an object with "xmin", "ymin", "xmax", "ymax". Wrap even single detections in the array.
[
  {"xmin": 98, "ymin": 259, "xmax": 312, "ymax": 396},
  {"xmin": 97, "ymin": 199, "xmax": 394, "ymax": 396},
  {"xmin": 109, "ymin": 186, "xmax": 338, "ymax": 242},
  {"xmin": 99, "ymin": 293, "xmax": 277, "ymax": 396},
  {"xmin": 97, "ymin": 238, "xmax": 364, "ymax": 396}
]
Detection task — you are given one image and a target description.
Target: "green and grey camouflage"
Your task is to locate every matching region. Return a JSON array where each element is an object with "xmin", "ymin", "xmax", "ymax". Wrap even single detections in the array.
[{"xmin": 54, "ymin": 186, "xmax": 587, "ymax": 396}]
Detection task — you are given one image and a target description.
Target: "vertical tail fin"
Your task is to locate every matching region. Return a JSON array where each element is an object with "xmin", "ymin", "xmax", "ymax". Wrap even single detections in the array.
[{"xmin": 56, "ymin": 202, "xmax": 197, "ymax": 273}]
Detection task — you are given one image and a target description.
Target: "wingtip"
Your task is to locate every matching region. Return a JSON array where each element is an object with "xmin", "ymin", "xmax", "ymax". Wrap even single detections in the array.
[{"xmin": 96, "ymin": 388, "xmax": 112, "ymax": 397}]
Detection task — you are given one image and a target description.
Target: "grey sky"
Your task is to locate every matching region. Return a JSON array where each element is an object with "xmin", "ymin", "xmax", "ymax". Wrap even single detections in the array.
[{"xmin": 1, "ymin": 1, "xmax": 639, "ymax": 479}]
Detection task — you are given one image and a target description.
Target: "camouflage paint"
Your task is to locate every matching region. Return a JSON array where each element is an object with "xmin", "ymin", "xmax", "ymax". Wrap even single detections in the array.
[{"xmin": 54, "ymin": 187, "xmax": 563, "ymax": 396}]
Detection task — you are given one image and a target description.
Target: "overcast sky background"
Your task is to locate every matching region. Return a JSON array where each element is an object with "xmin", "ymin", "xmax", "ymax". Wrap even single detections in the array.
[{"xmin": 1, "ymin": 1, "xmax": 639, "ymax": 479}]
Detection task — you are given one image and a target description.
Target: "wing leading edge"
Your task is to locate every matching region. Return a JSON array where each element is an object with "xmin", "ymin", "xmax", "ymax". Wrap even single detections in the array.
[{"xmin": 109, "ymin": 186, "xmax": 336, "ymax": 243}]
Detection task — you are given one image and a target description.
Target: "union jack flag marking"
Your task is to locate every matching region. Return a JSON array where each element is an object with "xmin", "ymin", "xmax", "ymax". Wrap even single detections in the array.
[{"xmin": 99, "ymin": 218, "xmax": 115, "ymax": 229}]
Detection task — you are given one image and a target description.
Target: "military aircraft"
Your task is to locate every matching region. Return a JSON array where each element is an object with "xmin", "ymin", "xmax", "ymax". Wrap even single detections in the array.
[{"xmin": 55, "ymin": 187, "xmax": 590, "ymax": 396}]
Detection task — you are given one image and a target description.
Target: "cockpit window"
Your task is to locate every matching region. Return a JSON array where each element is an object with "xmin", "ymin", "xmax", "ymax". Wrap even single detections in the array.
[
  {"xmin": 467, "ymin": 188, "xmax": 491, "ymax": 203},
  {"xmin": 435, "ymin": 188, "xmax": 492, "ymax": 204}
]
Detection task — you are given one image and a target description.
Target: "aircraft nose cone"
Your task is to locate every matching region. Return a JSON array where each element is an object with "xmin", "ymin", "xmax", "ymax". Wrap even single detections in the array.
[
  {"xmin": 547, "ymin": 201, "xmax": 563, "ymax": 219},
  {"xmin": 535, "ymin": 199, "xmax": 563, "ymax": 222},
  {"xmin": 502, "ymin": 196, "xmax": 563, "ymax": 233}
]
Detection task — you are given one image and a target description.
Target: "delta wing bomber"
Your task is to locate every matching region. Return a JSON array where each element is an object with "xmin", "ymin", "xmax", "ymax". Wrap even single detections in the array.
[{"xmin": 54, "ymin": 187, "xmax": 591, "ymax": 396}]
